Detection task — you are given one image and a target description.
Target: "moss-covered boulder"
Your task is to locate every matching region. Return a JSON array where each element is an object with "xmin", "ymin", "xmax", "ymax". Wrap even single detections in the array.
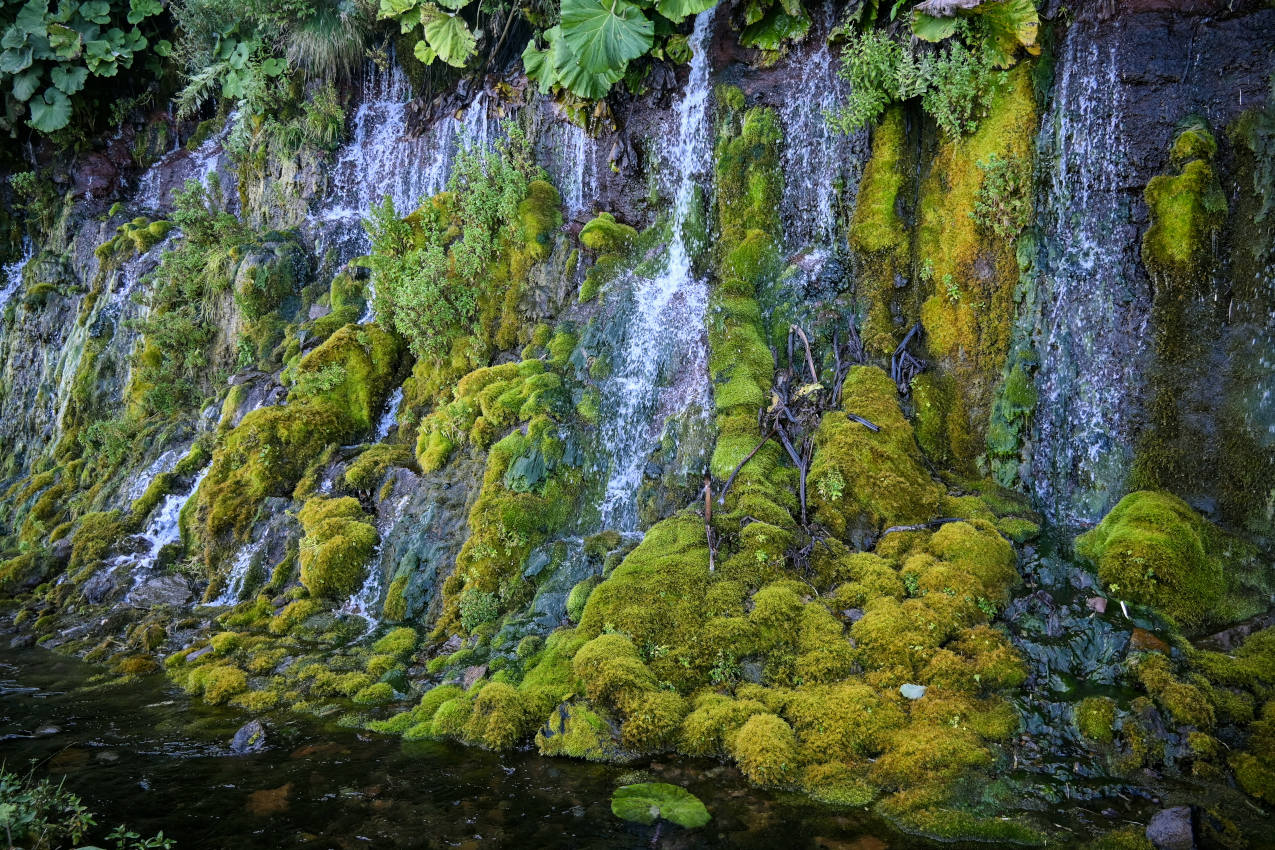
[
  {"xmin": 1076, "ymin": 491, "xmax": 1230, "ymax": 628},
  {"xmin": 297, "ymin": 497, "xmax": 378, "ymax": 599},
  {"xmin": 809, "ymin": 366, "xmax": 944, "ymax": 535}
]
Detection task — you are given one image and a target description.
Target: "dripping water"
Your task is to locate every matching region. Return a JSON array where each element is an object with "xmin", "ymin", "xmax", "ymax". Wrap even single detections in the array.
[
  {"xmin": 595, "ymin": 8, "xmax": 717, "ymax": 532},
  {"xmin": 115, "ymin": 465, "xmax": 212, "ymax": 601},
  {"xmin": 0, "ymin": 238, "xmax": 34, "ymax": 311},
  {"xmin": 1028, "ymin": 31, "xmax": 1145, "ymax": 527}
]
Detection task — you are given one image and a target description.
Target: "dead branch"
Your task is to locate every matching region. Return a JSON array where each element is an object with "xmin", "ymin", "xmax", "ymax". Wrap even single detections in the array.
[
  {"xmin": 891, "ymin": 323, "xmax": 926, "ymax": 395},
  {"xmin": 879, "ymin": 517, "xmax": 964, "ymax": 536},
  {"xmin": 789, "ymin": 324, "xmax": 820, "ymax": 384},
  {"xmin": 718, "ymin": 427, "xmax": 776, "ymax": 504},
  {"xmin": 704, "ymin": 474, "xmax": 716, "ymax": 572}
]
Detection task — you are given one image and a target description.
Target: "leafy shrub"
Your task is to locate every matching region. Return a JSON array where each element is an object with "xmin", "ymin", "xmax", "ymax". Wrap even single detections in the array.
[
  {"xmin": 972, "ymin": 152, "xmax": 1031, "ymax": 238},
  {"xmin": 459, "ymin": 589, "xmax": 500, "ymax": 632}
]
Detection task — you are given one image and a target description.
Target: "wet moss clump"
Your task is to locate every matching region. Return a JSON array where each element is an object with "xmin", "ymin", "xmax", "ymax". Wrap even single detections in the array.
[
  {"xmin": 1076, "ymin": 491, "xmax": 1237, "ymax": 630},
  {"xmin": 297, "ymin": 497, "xmax": 378, "ymax": 600}
]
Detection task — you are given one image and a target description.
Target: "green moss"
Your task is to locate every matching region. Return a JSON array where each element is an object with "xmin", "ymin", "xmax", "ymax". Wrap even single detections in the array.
[
  {"xmin": 579, "ymin": 212, "xmax": 637, "ymax": 254},
  {"xmin": 1075, "ymin": 491, "xmax": 1225, "ymax": 630},
  {"xmin": 183, "ymin": 664, "xmax": 248, "ymax": 705},
  {"xmin": 1084, "ymin": 826, "xmax": 1153, "ymax": 850},
  {"xmin": 915, "ymin": 65, "xmax": 1038, "ymax": 471},
  {"xmin": 373, "ymin": 626, "xmax": 418, "ymax": 656},
  {"xmin": 1142, "ymin": 124, "xmax": 1226, "ymax": 287},
  {"xmin": 536, "ymin": 702, "xmax": 622, "ymax": 761},
  {"xmin": 809, "ymin": 367, "xmax": 944, "ymax": 534},
  {"xmin": 69, "ymin": 510, "xmax": 125, "ymax": 572},
  {"xmin": 297, "ymin": 497, "xmax": 378, "ymax": 599},
  {"xmin": 565, "ymin": 576, "xmax": 598, "ymax": 623},
  {"xmin": 1135, "ymin": 652, "xmax": 1215, "ymax": 729},
  {"xmin": 353, "ymin": 682, "xmax": 394, "ymax": 705},
  {"xmin": 464, "ymin": 681, "xmax": 532, "ymax": 750},
  {"xmin": 731, "ymin": 713, "xmax": 797, "ymax": 786},
  {"xmin": 345, "ymin": 443, "xmax": 414, "ymax": 492},
  {"xmin": 1231, "ymin": 700, "xmax": 1275, "ymax": 803},
  {"xmin": 1074, "ymin": 696, "xmax": 1116, "ymax": 743}
]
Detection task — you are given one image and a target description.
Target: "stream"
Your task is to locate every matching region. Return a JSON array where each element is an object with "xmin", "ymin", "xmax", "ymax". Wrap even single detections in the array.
[{"xmin": 0, "ymin": 645, "xmax": 914, "ymax": 849}]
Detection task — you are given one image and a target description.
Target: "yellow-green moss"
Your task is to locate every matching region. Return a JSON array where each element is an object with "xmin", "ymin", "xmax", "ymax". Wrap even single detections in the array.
[
  {"xmin": 1075, "ymin": 491, "xmax": 1224, "ymax": 629},
  {"xmin": 730, "ymin": 713, "xmax": 797, "ymax": 786},
  {"xmin": 579, "ymin": 212, "xmax": 636, "ymax": 254},
  {"xmin": 297, "ymin": 497, "xmax": 378, "ymax": 599},
  {"xmin": 1074, "ymin": 696, "xmax": 1116, "ymax": 743},
  {"xmin": 809, "ymin": 367, "xmax": 944, "ymax": 534}
]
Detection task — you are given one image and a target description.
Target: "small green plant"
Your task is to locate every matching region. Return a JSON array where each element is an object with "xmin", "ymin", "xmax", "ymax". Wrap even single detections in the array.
[
  {"xmin": 903, "ymin": 572, "xmax": 921, "ymax": 597},
  {"xmin": 458, "ymin": 589, "xmax": 500, "ymax": 633},
  {"xmin": 972, "ymin": 152, "xmax": 1032, "ymax": 238},
  {"xmin": 815, "ymin": 467, "xmax": 846, "ymax": 502},
  {"xmin": 0, "ymin": 764, "xmax": 95, "ymax": 850},
  {"xmin": 944, "ymin": 274, "xmax": 960, "ymax": 303}
]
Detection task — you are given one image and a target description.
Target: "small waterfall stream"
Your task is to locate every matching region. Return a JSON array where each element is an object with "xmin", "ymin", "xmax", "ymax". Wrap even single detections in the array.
[
  {"xmin": 315, "ymin": 63, "xmax": 496, "ymax": 267},
  {"xmin": 1028, "ymin": 31, "xmax": 1144, "ymax": 527},
  {"xmin": 595, "ymin": 8, "xmax": 717, "ymax": 532},
  {"xmin": 0, "ymin": 239, "xmax": 34, "ymax": 310},
  {"xmin": 110, "ymin": 465, "xmax": 211, "ymax": 601}
]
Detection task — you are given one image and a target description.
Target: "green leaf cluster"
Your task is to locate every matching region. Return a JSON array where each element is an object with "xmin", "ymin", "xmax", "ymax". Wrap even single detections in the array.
[
  {"xmin": 912, "ymin": 0, "xmax": 1039, "ymax": 69},
  {"xmin": 378, "ymin": 0, "xmax": 476, "ymax": 69},
  {"xmin": 1, "ymin": 0, "xmax": 168, "ymax": 133}
]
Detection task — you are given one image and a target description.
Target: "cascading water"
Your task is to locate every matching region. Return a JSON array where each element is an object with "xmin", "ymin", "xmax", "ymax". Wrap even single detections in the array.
[
  {"xmin": 1028, "ymin": 31, "xmax": 1144, "ymax": 527},
  {"xmin": 595, "ymin": 8, "xmax": 717, "ymax": 532},
  {"xmin": 211, "ymin": 538, "xmax": 263, "ymax": 607},
  {"xmin": 134, "ymin": 111, "xmax": 235, "ymax": 212},
  {"xmin": 114, "ymin": 466, "xmax": 211, "ymax": 600},
  {"xmin": 543, "ymin": 119, "xmax": 597, "ymax": 221},
  {"xmin": 777, "ymin": 7, "xmax": 865, "ymax": 251},
  {"xmin": 374, "ymin": 386, "xmax": 404, "ymax": 442},
  {"xmin": 0, "ymin": 238, "xmax": 33, "ymax": 310},
  {"xmin": 315, "ymin": 62, "xmax": 496, "ymax": 267}
]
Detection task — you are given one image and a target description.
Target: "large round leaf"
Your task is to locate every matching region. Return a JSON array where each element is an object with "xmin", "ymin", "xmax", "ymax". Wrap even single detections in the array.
[
  {"xmin": 47, "ymin": 23, "xmax": 82, "ymax": 59},
  {"xmin": 547, "ymin": 24, "xmax": 622, "ymax": 99},
  {"xmin": 422, "ymin": 8, "xmax": 475, "ymax": 68},
  {"xmin": 15, "ymin": 1, "xmax": 49, "ymax": 38},
  {"xmin": 654, "ymin": 0, "xmax": 716, "ymax": 24},
  {"xmin": 28, "ymin": 85, "xmax": 71, "ymax": 132},
  {"xmin": 0, "ymin": 45, "xmax": 33, "ymax": 74},
  {"xmin": 610, "ymin": 783, "xmax": 710, "ymax": 829},
  {"xmin": 911, "ymin": 10, "xmax": 959, "ymax": 41},
  {"xmin": 12, "ymin": 67, "xmax": 43, "ymax": 102},
  {"xmin": 50, "ymin": 64, "xmax": 86, "ymax": 94},
  {"xmin": 560, "ymin": 0, "xmax": 653, "ymax": 75}
]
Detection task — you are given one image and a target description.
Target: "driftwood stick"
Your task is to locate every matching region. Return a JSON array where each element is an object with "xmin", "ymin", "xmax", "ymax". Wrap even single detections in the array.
[
  {"xmin": 704, "ymin": 474, "xmax": 715, "ymax": 572},
  {"xmin": 846, "ymin": 413, "xmax": 881, "ymax": 432},
  {"xmin": 775, "ymin": 424, "xmax": 808, "ymax": 524},
  {"xmin": 879, "ymin": 517, "xmax": 964, "ymax": 536},
  {"xmin": 790, "ymin": 324, "xmax": 819, "ymax": 384},
  {"xmin": 718, "ymin": 427, "xmax": 776, "ymax": 503}
]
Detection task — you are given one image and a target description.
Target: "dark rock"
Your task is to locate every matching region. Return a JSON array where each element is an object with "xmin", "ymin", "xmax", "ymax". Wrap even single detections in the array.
[
  {"xmin": 1086, "ymin": 596, "xmax": 1108, "ymax": 613},
  {"xmin": 842, "ymin": 608, "xmax": 865, "ymax": 623},
  {"xmin": 185, "ymin": 645, "xmax": 214, "ymax": 663},
  {"xmin": 230, "ymin": 720, "xmax": 267, "ymax": 754},
  {"xmin": 462, "ymin": 665, "xmax": 487, "ymax": 690},
  {"xmin": 8, "ymin": 634, "xmax": 35, "ymax": 649},
  {"xmin": 129, "ymin": 575, "xmax": 194, "ymax": 608},
  {"xmin": 81, "ymin": 570, "xmax": 116, "ymax": 605},
  {"xmin": 33, "ymin": 724, "xmax": 60, "ymax": 736},
  {"xmin": 1146, "ymin": 806, "xmax": 1194, "ymax": 850}
]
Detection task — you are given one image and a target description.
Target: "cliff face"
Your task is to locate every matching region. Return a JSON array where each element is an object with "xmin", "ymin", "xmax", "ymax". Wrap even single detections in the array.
[{"xmin": 1, "ymin": 0, "xmax": 1274, "ymax": 844}]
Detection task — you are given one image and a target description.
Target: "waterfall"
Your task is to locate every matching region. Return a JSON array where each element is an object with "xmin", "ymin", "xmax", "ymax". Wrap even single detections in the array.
[
  {"xmin": 1028, "ymin": 31, "xmax": 1144, "ymax": 527},
  {"xmin": 595, "ymin": 8, "xmax": 717, "ymax": 532},
  {"xmin": 114, "ymin": 465, "xmax": 211, "ymax": 601},
  {"xmin": 211, "ymin": 538, "xmax": 263, "ymax": 606},
  {"xmin": 374, "ymin": 386, "xmax": 403, "ymax": 442},
  {"xmin": 0, "ymin": 239, "xmax": 33, "ymax": 311},
  {"xmin": 543, "ymin": 119, "xmax": 597, "ymax": 221},
  {"xmin": 315, "ymin": 62, "xmax": 496, "ymax": 267},
  {"xmin": 777, "ymin": 7, "xmax": 864, "ymax": 250},
  {"xmin": 133, "ymin": 110, "xmax": 235, "ymax": 212}
]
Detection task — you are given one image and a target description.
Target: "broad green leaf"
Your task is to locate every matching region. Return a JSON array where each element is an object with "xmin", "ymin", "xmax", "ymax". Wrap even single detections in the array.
[
  {"xmin": 123, "ymin": 27, "xmax": 146, "ymax": 52},
  {"xmin": 80, "ymin": 1, "xmax": 112, "ymax": 25},
  {"xmin": 0, "ymin": 46, "xmax": 34, "ymax": 74},
  {"xmin": 611, "ymin": 784, "xmax": 710, "ymax": 829},
  {"xmin": 12, "ymin": 67, "xmax": 42, "ymax": 101},
  {"xmin": 228, "ymin": 40, "xmax": 251, "ymax": 69},
  {"xmin": 436, "ymin": 0, "xmax": 470, "ymax": 11},
  {"xmin": 2, "ymin": 26, "xmax": 28, "ymax": 51},
  {"xmin": 47, "ymin": 22, "xmax": 81, "ymax": 59},
  {"xmin": 521, "ymin": 39, "xmax": 554, "ymax": 93},
  {"xmin": 51, "ymin": 0, "xmax": 76, "ymax": 24},
  {"xmin": 548, "ymin": 24, "xmax": 622, "ymax": 98},
  {"xmin": 663, "ymin": 32, "xmax": 689, "ymax": 63},
  {"xmin": 560, "ymin": 0, "xmax": 653, "ymax": 75},
  {"xmin": 778, "ymin": 0, "xmax": 802, "ymax": 16},
  {"xmin": 128, "ymin": 0, "xmax": 164, "ymax": 24},
  {"xmin": 16, "ymin": 1, "xmax": 49, "ymax": 38},
  {"xmin": 28, "ymin": 85, "xmax": 71, "ymax": 132},
  {"xmin": 974, "ymin": 0, "xmax": 1039, "ymax": 67},
  {"xmin": 654, "ymin": 0, "xmax": 716, "ymax": 24},
  {"xmin": 413, "ymin": 38, "xmax": 437, "ymax": 64},
  {"xmin": 378, "ymin": 0, "xmax": 418, "ymax": 18},
  {"xmin": 153, "ymin": 38, "xmax": 172, "ymax": 56},
  {"xmin": 422, "ymin": 8, "xmax": 475, "ymax": 68},
  {"xmin": 397, "ymin": 9, "xmax": 418, "ymax": 33},
  {"xmin": 911, "ymin": 10, "xmax": 958, "ymax": 40},
  {"xmin": 261, "ymin": 56, "xmax": 286, "ymax": 75},
  {"xmin": 50, "ymin": 63, "xmax": 86, "ymax": 94},
  {"xmin": 739, "ymin": 7, "xmax": 809, "ymax": 50},
  {"xmin": 741, "ymin": 0, "xmax": 765, "ymax": 25}
]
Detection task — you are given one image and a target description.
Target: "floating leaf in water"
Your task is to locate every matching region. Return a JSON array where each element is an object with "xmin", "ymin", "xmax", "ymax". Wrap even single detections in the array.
[{"xmin": 611, "ymin": 782, "xmax": 710, "ymax": 829}]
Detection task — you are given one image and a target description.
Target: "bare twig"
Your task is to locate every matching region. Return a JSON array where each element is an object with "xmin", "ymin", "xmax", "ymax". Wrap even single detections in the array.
[
  {"xmin": 718, "ymin": 427, "xmax": 776, "ymax": 503},
  {"xmin": 790, "ymin": 324, "xmax": 820, "ymax": 384},
  {"xmin": 704, "ymin": 474, "xmax": 715, "ymax": 572},
  {"xmin": 879, "ymin": 517, "xmax": 964, "ymax": 536}
]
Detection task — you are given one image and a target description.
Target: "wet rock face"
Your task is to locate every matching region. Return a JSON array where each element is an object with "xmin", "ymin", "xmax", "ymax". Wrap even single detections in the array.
[
  {"xmin": 1146, "ymin": 806, "xmax": 1194, "ymax": 850},
  {"xmin": 230, "ymin": 720, "xmax": 268, "ymax": 754}
]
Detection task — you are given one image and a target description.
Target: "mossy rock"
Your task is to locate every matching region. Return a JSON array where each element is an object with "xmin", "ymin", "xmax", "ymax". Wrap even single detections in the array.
[
  {"xmin": 579, "ymin": 213, "xmax": 636, "ymax": 254},
  {"xmin": 809, "ymin": 366, "xmax": 944, "ymax": 535},
  {"xmin": 297, "ymin": 497, "xmax": 378, "ymax": 599},
  {"xmin": 1075, "ymin": 491, "xmax": 1226, "ymax": 630}
]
